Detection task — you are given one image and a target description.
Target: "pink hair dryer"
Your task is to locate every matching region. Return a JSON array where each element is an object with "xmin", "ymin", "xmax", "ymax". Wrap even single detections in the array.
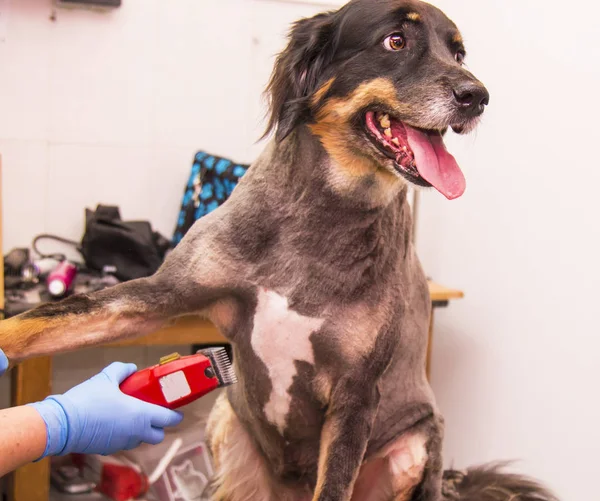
[{"xmin": 47, "ymin": 261, "xmax": 78, "ymax": 298}]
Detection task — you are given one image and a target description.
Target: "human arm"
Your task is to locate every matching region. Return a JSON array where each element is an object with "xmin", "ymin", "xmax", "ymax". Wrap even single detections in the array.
[
  {"xmin": 0, "ymin": 350, "xmax": 183, "ymax": 477},
  {"xmin": 0, "ymin": 405, "xmax": 48, "ymax": 477},
  {"xmin": 0, "ymin": 348, "xmax": 47, "ymax": 476}
]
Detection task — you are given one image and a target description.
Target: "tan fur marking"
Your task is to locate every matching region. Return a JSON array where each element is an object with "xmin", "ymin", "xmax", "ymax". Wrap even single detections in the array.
[
  {"xmin": 311, "ymin": 78, "xmax": 336, "ymax": 107},
  {"xmin": 0, "ymin": 313, "xmax": 163, "ymax": 364},
  {"xmin": 207, "ymin": 393, "xmax": 275, "ymax": 501},
  {"xmin": 207, "ymin": 298, "xmax": 238, "ymax": 334},
  {"xmin": 313, "ymin": 418, "xmax": 339, "ymax": 499},
  {"xmin": 313, "ymin": 372, "xmax": 333, "ymax": 405},
  {"xmin": 311, "ymin": 78, "xmax": 405, "ymax": 135},
  {"xmin": 407, "ymin": 12, "xmax": 421, "ymax": 22},
  {"xmin": 452, "ymin": 32, "xmax": 463, "ymax": 44},
  {"xmin": 309, "ymin": 78, "xmax": 408, "ymax": 195},
  {"xmin": 0, "ymin": 317, "xmax": 69, "ymax": 364},
  {"xmin": 207, "ymin": 393, "xmax": 307, "ymax": 501},
  {"xmin": 313, "ymin": 413, "xmax": 374, "ymax": 501},
  {"xmin": 331, "ymin": 301, "xmax": 394, "ymax": 361}
]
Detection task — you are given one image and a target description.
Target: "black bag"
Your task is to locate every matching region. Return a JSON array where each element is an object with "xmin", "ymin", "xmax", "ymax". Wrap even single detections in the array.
[{"xmin": 80, "ymin": 205, "xmax": 170, "ymax": 281}]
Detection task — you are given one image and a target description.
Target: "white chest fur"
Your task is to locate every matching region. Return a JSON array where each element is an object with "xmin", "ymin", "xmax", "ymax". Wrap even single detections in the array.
[{"xmin": 250, "ymin": 288, "xmax": 325, "ymax": 434}]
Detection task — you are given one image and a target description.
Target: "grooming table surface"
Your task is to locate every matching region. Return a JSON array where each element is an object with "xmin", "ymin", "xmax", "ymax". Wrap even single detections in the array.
[{"xmin": 4, "ymin": 281, "xmax": 461, "ymax": 501}]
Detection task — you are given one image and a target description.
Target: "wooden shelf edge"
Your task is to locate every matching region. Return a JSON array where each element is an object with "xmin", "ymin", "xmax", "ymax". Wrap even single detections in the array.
[{"xmin": 427, "ymin": 281, "xmax": 464, "ymax": 302}]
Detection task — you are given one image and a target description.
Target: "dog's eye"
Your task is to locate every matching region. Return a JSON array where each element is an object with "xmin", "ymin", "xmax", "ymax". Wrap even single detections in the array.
[
  {"xmin": 383, "ymin": 33, "xmax": 406, "ymax": 51},
  {"xmin": 455, "ymin": 51, "xmax": 466, "ymax": 65}
]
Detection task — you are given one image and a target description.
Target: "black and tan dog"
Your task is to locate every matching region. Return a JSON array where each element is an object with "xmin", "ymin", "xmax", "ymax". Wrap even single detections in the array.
[{"xmin": 0, "ymin": 1, "xmax": 558, "ymax": 500}]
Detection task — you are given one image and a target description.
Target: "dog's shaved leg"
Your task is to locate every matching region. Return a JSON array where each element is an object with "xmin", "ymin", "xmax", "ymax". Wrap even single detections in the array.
[
  {"xmin": 0, "ymin": 213, "xmax": 242, "ymax": 365},
  {"xmin": 312, "ymin": 324, "xmax": 398, "ymax": 501},
  {"xmin": 312, "ymin": 374, "xmax": 380, "ymax": 501},
  {"xmin": 0, "ymin": 275, "xmax": 190, "ymax": 364}
]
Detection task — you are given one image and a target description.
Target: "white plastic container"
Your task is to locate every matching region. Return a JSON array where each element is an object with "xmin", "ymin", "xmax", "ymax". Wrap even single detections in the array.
[{"xmin": 120, "ymin": 396, "xmax": 221, "ymax": 501}]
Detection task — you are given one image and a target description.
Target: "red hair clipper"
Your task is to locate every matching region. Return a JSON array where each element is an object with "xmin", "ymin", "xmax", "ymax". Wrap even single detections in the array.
[{"xmin": 119, "ymin": 348, "xmax": 237, "ymax": 409}]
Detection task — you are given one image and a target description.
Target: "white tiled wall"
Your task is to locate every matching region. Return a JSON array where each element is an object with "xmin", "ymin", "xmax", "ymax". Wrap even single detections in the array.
[{"xmin": 0, "ymin": 0, "xmax": 257, "ymax": 251}]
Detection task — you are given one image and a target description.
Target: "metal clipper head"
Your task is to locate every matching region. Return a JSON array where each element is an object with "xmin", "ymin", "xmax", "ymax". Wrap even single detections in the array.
[{"xmin": 198, "ymin": 347, "xmax": 238, "ymax": 387}]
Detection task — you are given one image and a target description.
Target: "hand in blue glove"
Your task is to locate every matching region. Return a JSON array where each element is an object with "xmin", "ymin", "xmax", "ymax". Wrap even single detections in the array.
[
  {"xmin": 0, "ymin": 348, "xmax": 7, "ymax": 377},
  {"xmin": 29, "ymin": 362, "xmax": 183, "ymax": 458}
]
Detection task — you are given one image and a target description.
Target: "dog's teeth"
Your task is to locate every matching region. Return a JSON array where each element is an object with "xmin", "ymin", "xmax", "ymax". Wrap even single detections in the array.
[
  {"xmin": 391, "ymin": 137, "xmax": 400, "ymax": 147},
  {"xmin": 384, "ymin": 128, "xmax": 392, "ymax": 138},
  {"xmin": 379, "ymin": 114, "xmax": 391, "ymax": 129},
  {"xmin": 402, "ymin": 146, "xmax": 408, "ymax": 152}
]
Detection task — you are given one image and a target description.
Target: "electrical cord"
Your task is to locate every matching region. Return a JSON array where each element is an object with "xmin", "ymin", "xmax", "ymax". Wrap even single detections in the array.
[{"xmin": 31, "ymin": 234, "xmax": 82, "ymax": 263}]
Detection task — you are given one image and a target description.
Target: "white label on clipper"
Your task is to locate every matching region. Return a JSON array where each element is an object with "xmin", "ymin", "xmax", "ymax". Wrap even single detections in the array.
[{"xmin": 159, "ymin": 370, "xmax": 191, "ymax": 403}]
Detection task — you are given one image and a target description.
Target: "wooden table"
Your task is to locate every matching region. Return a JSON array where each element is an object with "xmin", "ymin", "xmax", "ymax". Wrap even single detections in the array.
[
  {"xmin": 427, "ymin": 281, "xmax": 464, "ymax": 380},
  {"xmin": 4, "ymin": 281, "xmax": 462, "ymax": 501}
]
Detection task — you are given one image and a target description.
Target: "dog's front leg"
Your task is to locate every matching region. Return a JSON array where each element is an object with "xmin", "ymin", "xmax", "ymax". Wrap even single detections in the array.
[
  {"xmin": 313, "ymin": 373, "xmax": 380, "ymax": 501},
  {"xmin": 0, "ymin": 274, "xmax": 217, "ymax": 364},
  {"xmin": 0, "ymin": 213, "xmax": 244, "ymax": 365}
]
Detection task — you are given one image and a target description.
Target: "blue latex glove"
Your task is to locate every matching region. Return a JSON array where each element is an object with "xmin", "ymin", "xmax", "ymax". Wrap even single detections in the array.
[
  {"xmin": 0, "ymin": 348, "xmax": 7, "ymax": 377},
  {"xmin": 29, "ymin": 362, "xmax": 183, "ymax": 458}
]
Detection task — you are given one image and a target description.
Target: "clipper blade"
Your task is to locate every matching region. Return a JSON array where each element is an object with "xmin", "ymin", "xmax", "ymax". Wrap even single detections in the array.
[{"xmin": 199, "ymin": 347, "xmax": 238, "ymax": 387}]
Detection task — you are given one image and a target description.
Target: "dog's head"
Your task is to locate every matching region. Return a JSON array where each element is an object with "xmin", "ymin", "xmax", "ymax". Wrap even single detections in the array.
[{"xmin": 264, "ymin": 0, "xmax": 489, "ymax": 200}]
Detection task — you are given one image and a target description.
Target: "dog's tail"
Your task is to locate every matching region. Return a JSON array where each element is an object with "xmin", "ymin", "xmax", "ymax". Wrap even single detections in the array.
[{"xmin": 442, "ymin": 462, "xmax": 559, "ymax": 501}]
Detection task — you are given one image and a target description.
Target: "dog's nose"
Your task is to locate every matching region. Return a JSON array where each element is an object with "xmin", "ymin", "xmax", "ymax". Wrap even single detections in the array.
[{"xmin": 452, "ymin": 82, "xmax": 489, "ymax": 117}]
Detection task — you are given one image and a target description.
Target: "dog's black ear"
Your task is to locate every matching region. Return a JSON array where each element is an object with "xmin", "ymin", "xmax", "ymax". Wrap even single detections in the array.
[{"xmin": 263, "ymin": 12, "xmax": 338, "ymax": 142}]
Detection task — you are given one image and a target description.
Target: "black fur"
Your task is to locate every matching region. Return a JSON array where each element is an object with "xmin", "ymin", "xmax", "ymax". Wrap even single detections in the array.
[
  {"xmin": 264, "ymin": 0, "xmax": 489, "ymax": 146},
  {"xmin": 21, "ymin": 294, "xmax": 100, "ymax": 319},
  {"xmin": 264, "ymin": 11, "xmax": 339, "ymax": 141},
  {"xmin": 442, "ymin": 464, "xmax": 559, "ymax": 501}
]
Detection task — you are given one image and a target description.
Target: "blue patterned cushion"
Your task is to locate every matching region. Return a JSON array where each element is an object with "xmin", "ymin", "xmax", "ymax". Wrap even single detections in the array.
[{"xmin": 172, "ymin": 151, "xmax": 249, "ymax": 245}]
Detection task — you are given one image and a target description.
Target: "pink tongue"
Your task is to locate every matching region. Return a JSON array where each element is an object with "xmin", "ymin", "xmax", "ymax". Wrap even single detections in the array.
[{"xmin": 404, "ymin": 127, "xmax": 466, "ymax": 200}]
